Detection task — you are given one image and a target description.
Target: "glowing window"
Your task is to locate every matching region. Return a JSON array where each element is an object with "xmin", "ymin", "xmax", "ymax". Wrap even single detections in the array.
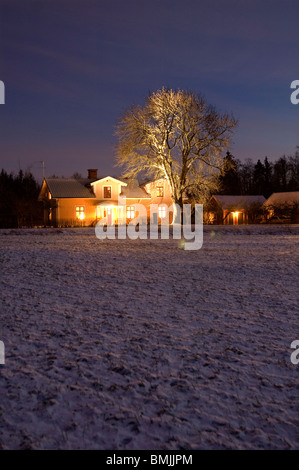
[
  {"xmin": 127, "ymin": 206, "xmax": 135, "ymax": 219},
  {"xmin": 156, "ymin": 186, "xmax": 164, "ymax": 197},
  {"xmin": 76, "ymin": 206, "xmax": 85, "ymax": 220},
  {"xmin": 103, "ymin": 186, "xmax": 111, "ymax": 198},
  {"xmin": 158, "ymin": 206, "xmax": 166, "ymax": 218}
]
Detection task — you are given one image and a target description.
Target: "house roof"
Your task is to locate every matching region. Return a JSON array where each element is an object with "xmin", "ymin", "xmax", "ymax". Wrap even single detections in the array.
[
  {"xmin": 89, "ymin": 175, "xmax": 151, "ymax": 198},
  {"xmin": 120, "ymin": 178, "xmax": 151, "ymax": 198},
  {"xmin": 141, "ymin": 176, "xmax": 166, "ymax": 186},
  {"xmin": 265, "ymin": 191, "xmax": 299, "ymax": 206},
  {"xmin": 90, "ymin": 176, "xmax": 127, "ymax": 187},
  {"xmin": 212, "ymin": 195, "xmax": 266, "ymax": 209},
  {"xmin": 45, "ymin": 178, "xmax": 95, "ymax": 198},
  {"xmin": 41, "ymin": 176, "xmax": 151, "ymax": 200}
]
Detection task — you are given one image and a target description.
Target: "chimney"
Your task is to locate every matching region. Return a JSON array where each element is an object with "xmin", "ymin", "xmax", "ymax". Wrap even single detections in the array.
[{"xmin": 88, "ymin": 169, "xmax": 98, "ymax": 180}]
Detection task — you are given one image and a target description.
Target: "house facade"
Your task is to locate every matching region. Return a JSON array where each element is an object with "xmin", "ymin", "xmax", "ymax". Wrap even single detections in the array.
[
  {"xmin": 38, "ymin": 169, "xmax": 174, "ymax": 226},
  {"xmin": 205, "ymin": 195, "xmax": 266, "ymax": 225}
]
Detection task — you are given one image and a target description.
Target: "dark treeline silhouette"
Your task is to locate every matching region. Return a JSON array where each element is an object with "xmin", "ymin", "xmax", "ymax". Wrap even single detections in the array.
[
  {"xmin": 218, "ymin": 147, "xmax": 299, "ymax": 198},
  {"xmin": 0, "ymin": 169, "xmax": 43, "ymax": 228}
]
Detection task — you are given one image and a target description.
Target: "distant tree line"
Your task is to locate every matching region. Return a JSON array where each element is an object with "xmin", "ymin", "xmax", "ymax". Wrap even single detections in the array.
[
  {"xmin": 0, "ymin": 169, "xmax": 43, "ymax": 228},
  {"xmin": 218, "ymin": 147, "xmax": 299, "ymax": 198}
]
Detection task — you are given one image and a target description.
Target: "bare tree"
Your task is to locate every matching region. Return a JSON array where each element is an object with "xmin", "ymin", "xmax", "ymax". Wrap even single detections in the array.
[
  {"xmin": 72, "ymin": 172, "xmax": 83, "ymax": 180},
  {"xmin": 115, "ymin": 88, "xmax": 237, "ymax": 214}
]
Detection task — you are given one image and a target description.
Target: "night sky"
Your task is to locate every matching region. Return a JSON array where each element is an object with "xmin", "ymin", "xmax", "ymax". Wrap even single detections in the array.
[{"xmin": 0, "ymin": 0, "xmax": 298, "ymax": 181}]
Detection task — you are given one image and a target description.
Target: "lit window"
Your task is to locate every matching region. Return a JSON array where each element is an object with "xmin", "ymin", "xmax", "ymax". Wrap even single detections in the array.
[
  {"xmin": 158, "ymin": 206, "xmax": 166, "ymax": 218},
  {"xmin": 157, "ymin": 186, "xmax": 164, "ymax": 197},
  {"xmin": 104, "ymin": 186, "xmax": 111, "ymax": 198},
  {"xmin": 127, "ymin": 206, "xmax": 135, "ymax": 219},
  {"xmin": 76, "ymin": 206, "xmax": 85, "ymax": 220}
]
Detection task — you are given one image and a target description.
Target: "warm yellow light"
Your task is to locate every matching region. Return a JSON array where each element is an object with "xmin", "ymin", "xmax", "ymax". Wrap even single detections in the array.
[
  {"xmin": 232, "ymin": 211, "xmax": 239, "ymax": 225},
  {"xmin": 76, "ymin": 206, "xmax": 85, "ymax": 220}
]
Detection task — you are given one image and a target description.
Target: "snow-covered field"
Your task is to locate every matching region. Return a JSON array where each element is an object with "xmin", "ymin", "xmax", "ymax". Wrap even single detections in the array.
[{"xmin": 0, "ymin": 225, "xmax": 298, "ymax": 450}]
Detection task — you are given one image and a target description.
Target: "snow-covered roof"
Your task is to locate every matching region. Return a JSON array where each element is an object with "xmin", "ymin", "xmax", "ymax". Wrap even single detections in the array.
[
  {"xmin": 212, "ymin": 195, "xmax": 266, "ymax": 209},
  {"xmin": 140, "ymin": 176, "xmax": 164, "ymax": 186},
  {"xmin": 45, "ymin": 178, "xmax": 95, "ymax": 198},
  {"xmin": 90, "ymin": 176, "xmax": 127, "ymax": 187},
  {"xmin": 120, "ymin": 178, "xmax": 151, "ymax": 198},
  {"xmin": 265, "ymin": 191, "xmax": 299, "ymax": 206},
  {"xmin": 42, "ymin": 176, "xmax": 152, "ymax": 199}
]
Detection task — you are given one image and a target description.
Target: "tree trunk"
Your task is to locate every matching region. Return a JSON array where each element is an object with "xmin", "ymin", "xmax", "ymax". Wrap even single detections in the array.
[{"xmin": 172, "ymin": 196, "xmax": 183, "ymax": 225}]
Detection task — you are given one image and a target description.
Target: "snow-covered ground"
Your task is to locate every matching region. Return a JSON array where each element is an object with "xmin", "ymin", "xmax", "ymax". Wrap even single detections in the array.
[{"xmin": 0, "ymin": 225, "xmax": 298, "ymax": 449}]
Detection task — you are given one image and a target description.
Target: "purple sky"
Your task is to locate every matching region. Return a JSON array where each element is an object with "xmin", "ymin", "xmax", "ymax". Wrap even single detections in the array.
[{"xmin": 0, "ymin": 0, "xmax": 298, "ymax": 181}]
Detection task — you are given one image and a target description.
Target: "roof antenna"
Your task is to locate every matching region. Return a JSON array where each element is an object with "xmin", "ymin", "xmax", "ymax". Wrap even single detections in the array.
[
  {"xmin": 41, "ymin": 160, "xmax": 45, "ymax": 179},
  {"xmin": 28, "ymin": 160, "xmax": 45, "ymax": 180}
]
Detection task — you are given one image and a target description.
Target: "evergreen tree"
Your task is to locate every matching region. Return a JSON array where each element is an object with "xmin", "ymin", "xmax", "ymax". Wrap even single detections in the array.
[
  {"xmin": 239, "ymin": 159, "xmax": 255, "ymax": 194},
  {"xmin": 0, "ymin": 169, "xmax": 43, "ymax": 227},
  {"xmin": 273, "ymin": 156, "xmax": 288, "ymax": 191},
  {"xmin": 287, "ymin": 148, "xmax": 299, "ymax": 191},
  {"xmin": 263, "ymin": 157, "xmax": 273, "ymax": 197},
  {"xmin": 253, "ymin": 159, "xmax": 265, "ymax": 195},
  {"xmin": 218, "ymin": 151, "xmax": 240, "ymax": 194}
]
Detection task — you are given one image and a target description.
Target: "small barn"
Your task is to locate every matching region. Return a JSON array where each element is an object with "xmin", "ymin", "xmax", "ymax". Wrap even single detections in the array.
[
  {"xmin": 206, "ymin": 195, "xmax": 266, "ymax": 225},
  {"xmin": 264, "ymin": 191, "xmax": 299, "ymax": 223}
]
